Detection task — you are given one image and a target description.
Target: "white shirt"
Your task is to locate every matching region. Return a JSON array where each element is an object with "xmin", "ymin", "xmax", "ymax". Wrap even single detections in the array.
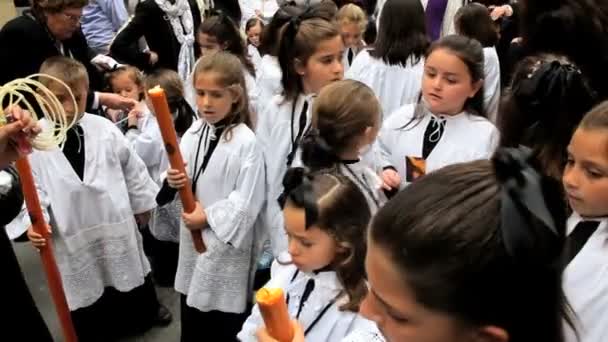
[
  {"xmin": 256, "ymin": 54, "xmax": 283, "ymax": 114},
  {"xmin": 125, "ymin": 103, "xmax": 167, "ymax": 184},
  {"xmin": 378, "ymin": 103, "xmax": 499, "ymax": 188},
  {"xmin": 238, "ymin": 261, "xmax": 382, "ymax": 341},
  {"xmin": 248, "ymin": 44, "xmax": 262, "ymax": 74},
  {"xmin": 564, "ymin": 213, "xmax": 608, "ymax": 342},
  {"xmin": 174, "ymin": 120, "xmax": 266, "ymax": 314},
  {"xmin": 7, "ymin": 114, "xmax": 158, "ymax": 310},
  {"xmin": 346, "ymin": 49, "xmax": 424, "ymax": 120},
  {"xmin": 483, "ymin": 47, "xmax": 501, "ymax": 123},
  {"xmin": 240, "ymin": 0, "xmax": 279, "ymax": 24}
]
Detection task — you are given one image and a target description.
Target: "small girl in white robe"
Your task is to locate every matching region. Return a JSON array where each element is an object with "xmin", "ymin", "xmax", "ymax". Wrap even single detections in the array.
[
  {"xmin": 378, "ymin": 36, "xmax": 499, "ymax": 191},
  {"xmin": 14, "ymin": 57, "xmax": 170, "ymax": 341},
  {"xmin": 337, "ymin": 4, "xmax": 367, "ymax": 73},
  {"xmin": 164, "ymin": 51, "xmax": 265, "ymax": 341},
  {"xmin": 238, "ymin": 170, "xmax": 381, "ymax": 341}
]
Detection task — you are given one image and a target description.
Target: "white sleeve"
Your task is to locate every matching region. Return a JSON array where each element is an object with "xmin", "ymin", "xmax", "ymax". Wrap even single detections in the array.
[
  {"xmin": 205, "ymin": 141, "xmax": 265, "ymax": 249},
  {"xmin": 126, "ymin": 125, "xmax": 163, "ymax": 181},
  {"xmin": 483, "ymin": 48, "xmax": 501, "ymax": 123},
  {"xmin": 377, "ymin": 127, "xmax": 395, "ymax": 169},
  {"xmin": 239, "ymin": 0, "xmax": 256, "ymax": 24},
  {"xmin": 115, "ymin": 130, "xmax": 159, "ymax": 214}
]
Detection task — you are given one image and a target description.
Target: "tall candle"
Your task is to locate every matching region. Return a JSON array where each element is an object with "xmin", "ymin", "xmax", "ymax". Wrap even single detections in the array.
[{"xmin": 256, "ymin": 288, "xmax": 294, "ymax": 342}]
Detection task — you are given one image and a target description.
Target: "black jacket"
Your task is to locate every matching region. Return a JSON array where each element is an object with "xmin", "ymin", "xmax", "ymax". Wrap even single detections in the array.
[{"xmin": 110, "ymin": 0, "xmax": 201, "ymax": 72}]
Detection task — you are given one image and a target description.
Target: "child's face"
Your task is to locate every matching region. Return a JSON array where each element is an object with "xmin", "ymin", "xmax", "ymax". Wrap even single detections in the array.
[
  {"xmin": 422, "ymin": 48, "xmax": 481, "ymax": 115},
  {"xmin": 296, "ymin": 35, "xmax": 345, "ymax": 95},
  {"xmin": 197, "ymin": 32, "xmax": 222, "ymax": 56},
  {"xmin": 193, "ymin": 71, "xmax": 237, "ymax": 125},
  {"xmin": 47, "ymin": 80, "xmax": 87, "ymax": 122},
  {"xmin": 247, "ymin": 23, "xmax": 262, "ymax": 47},
  {"xmin": 340, "ymin": 21, "xmax": 363, "ymax": 48},
  {"xmin": 563, "ymin": 128, "xmax": 608, "ymax": 218},
  {"xmin": 110, "ymin": 73, "xmax": 141, "ymax": 101},
  {"xmin": 360, "ymin": 238, "xmax": 491, "ymax": 342},
  {"xmin": 284, "ymin": 203, "xmax": 338, "ymax": 273}
]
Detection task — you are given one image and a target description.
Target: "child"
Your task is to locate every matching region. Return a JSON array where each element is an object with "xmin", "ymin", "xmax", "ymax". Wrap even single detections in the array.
[
  {"xmin": 10, "ymin": 56, "xmax": 171, "ymax": 341},
  {"xmin": 454, "ymin": 2, "xmax": 501, "ymax": 122},
  {"xmin": 193, "ymin": 13, "xmax": 259, "ymax": 118},
  {"xmin": 337, "ymin": 4, "xmax": 367, "ymax": 73},
  {"xmin": 379, "ymin": 35, "xmax": 498, "ymax": 191},
  {"xmin": 105, "ymin": 65, "xmax": 146, "ymax": 131},
  {"xmin": 346, "ymin": 0, "xmax": 428, "ymax": 119},
  {"xmin": 297, "ymin": 79, "xmax": 385, "ymax": 212},
  {"xmin": 498, "ymin": 54, "xmax": 597, "ymax": 182},
  {"xmin": 562, "ymin": 101, "xmax": 608, "ymax": 342},
  {"xmin": 245, "ymin": 17, "xmax": 264, "ymax": 71},
  {"xmin": 358, "ymin": 149, "xmax": 571, "ymax": 342},
  {"xmin": 239, "ymin": 170, "xmax": 381, "ymax": 341},
  {"xmin": 256, "ymin": 8, "xmax": 343, "ymax": 256},
  {"xmin": 165, "ymin": 51, "xmax": 265, "ymax": 341}
]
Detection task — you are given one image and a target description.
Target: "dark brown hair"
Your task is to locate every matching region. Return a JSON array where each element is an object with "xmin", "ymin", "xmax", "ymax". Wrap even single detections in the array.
[
  {"xmin": 198, "ymin": 13, "xmax": 256, "ymax": 76},
  {"xmin": 258, "ymin": 3, "xmax": 302, "ymax": 57},
  {"xmin": 245, "ymin": 17, "xmax": 264, "ymax": 33},
  {"xmin": 285, "ymin": 170, "xmax": 371, "ymax": 312},
  {"xmin": 454, "ymin": 2, "xmax": 499, "ymax": 47},
  {"xmin": 145, "ymin": 69, "xmax": 194, "ymax": 136},
  {"xmin": 107, "ymin": 65, "xmax": 144, "ymax": 100},
  {"xmin": 301, "ymin": 80, "xmax": 380, "ymax": 169},
  {"xmin": 370, "ymin": 157, "xmax": 571, "ymax": 342},
  {"xmin": 192, "ymin": 51, "xmax": 252, "ymax": 139}
]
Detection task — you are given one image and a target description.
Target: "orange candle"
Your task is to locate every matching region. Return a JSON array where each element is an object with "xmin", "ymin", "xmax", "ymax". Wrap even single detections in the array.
[
  {"xmin": 256, "ymin": 288, "xmax": 294, "ymax": 342},
  {"xmin": 148, "ymin": 86, "xmax": 206, "ymax": 253},
  {"xmin": 15, "ymin": 157, "xmax": 78, "ymax": 342}
]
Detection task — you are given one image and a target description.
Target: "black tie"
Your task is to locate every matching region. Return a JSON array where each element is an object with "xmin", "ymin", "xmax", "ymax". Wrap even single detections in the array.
[
  {"xmin": 422, "ymin": 116, "xmax": 445, "ymax": 159},
  {"xmin": 347, "ymin": 48, "xmax": 354, "ymax": 65},
  {"xmin": 296, "ymin": 278, "xmax": 315, "ymax": 319},
  {"xmin": 286, "ymin": 100, "xmax": 309, "ymax": 167},
  {"xmin": 62, "ymin": 124, "xmax": 85, "ymax": 181},
  {"xmin": 565, "ymin": 220, "xmax": 600, "ymax": 265}
]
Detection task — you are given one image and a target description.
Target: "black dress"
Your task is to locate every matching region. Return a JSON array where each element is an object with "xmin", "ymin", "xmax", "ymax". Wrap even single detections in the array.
[{"xmin": 0, "ymin": 166, "xmax": 54, "ymax": 341}]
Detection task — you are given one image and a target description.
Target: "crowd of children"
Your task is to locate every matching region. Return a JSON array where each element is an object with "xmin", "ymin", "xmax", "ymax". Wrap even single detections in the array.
[{"xmin": 2, "ymin": 0, "xmax": 608, "ymax": 341}]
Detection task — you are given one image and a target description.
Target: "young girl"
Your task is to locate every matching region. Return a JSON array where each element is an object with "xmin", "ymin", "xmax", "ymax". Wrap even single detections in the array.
[
  {"xmin": 245, "ymin": 17, "xmax": 264, "ymax": 71},
  {"xmin": 296, "ymin": 79, "xmax": 385, "ymax": 212},
  {"xmin": 346, "ymin": 0, "xmax": 428, "ymax": 119},
  {"xmin": 562, "ymin": 101, "xmax": 608, "ymax": 342},
  {"xmin": 454, "ymin": 2, "xmax": 501, "ymax": 122},
  {"xmin": 165, "ymin": 51, "xmax": 265, "ymax": 341},
  {"xmin": 358, "ymin": 149, "xmax": 571, "ymax": 342},
  {"xmin": 105, "ymin": 65, "xmax": 146, "ymax": 131},
  {"xmin": 239, "ymin": 170, "xmax": 381, "ymax": 341},
  {"xmin": 192, "ymin": 12, "xmax": 259, "ymax": 118},
  {"xmin": 498, "ymin": 54, "xmax": 597, "ymax": 182},
  {"xmin": 256, "ymin": 8, "xmax": 344, "ymax": 255},
  {"xmin": 337, "ymin": 4, "xmax": 367, "ymax": 73},
  {"xmin": 378, "ymin": 35, "xmax": 498, "ymax": 191}
]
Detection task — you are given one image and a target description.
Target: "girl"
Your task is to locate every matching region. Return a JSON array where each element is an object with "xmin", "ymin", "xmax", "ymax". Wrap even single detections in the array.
[
  {"xmin": 239, "ymin": 170, "xmax": 381, "ymax": 341},
  {"xmin": 360, "ymin": 149, "xmax": 572, "ymax": 342},
  {"xmin": 346, "ymin": 0, "xmax": 428, "ymax": 119},
  {"xmin": 165, "ymin": 51, "xmax": 265, "ymax": 341},
  {"xmin": 337, "ymin": 4, "xmax": 367, "ymax": 73},
  {"xmin": 454, "ymin": 2, "xmax": 501, "ymax": 122},
  {"xmin": 379, "ymin": 35, "xmax": 498, "ymax": 191},
  {"xmin": 192, "ymin": 12, "xmax": 260, "ymax": 119},
  {"xmin": 240, "ymin": 0, "xmax": 280, "ymax": 25},
  {"xmin": 256, "ymin": 7, "xmax": 343, "ymax": 255},
  {"xmin": 498, "ymin": 54, "xmax": 597, "ymax": 182},
  {"xmin": 296, "ymin": 79, "xmax": 385, "ymax": 212},
  {"xmin": 562, "ymin": 101, "xmax": 608, "ymax": 342},
  {"xmin": 106, "ymin": 65, "xmax": 146, "ymax": 132},
  {"xmin": 245, "ymin": 17, "xmax": 264, "ymax": 72}
]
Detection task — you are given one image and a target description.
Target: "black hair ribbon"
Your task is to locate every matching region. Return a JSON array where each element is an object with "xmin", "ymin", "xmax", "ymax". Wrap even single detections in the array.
[{"xmin": 278, "ymin": 167, "xmax": 318, "ymax": 228}]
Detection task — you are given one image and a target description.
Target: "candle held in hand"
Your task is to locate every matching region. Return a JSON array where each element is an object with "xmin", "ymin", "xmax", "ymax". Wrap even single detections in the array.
[{"xmin": 256, "ymin": 288, "xmax": 294, "ymax": 342}]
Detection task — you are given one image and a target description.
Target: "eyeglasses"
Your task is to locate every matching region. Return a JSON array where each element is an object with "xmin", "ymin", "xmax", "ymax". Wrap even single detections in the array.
[{"xmin": 61, "ymin": 12, "xmax": 82, "ymax": 24}]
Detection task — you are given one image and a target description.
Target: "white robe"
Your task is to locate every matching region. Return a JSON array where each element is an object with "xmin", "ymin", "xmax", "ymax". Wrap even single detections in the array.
[
  {"xmin": 346, "ymin": 49, "xmax": 424, "ymax": 120},
  {"xmin": 378, "ymin": 103, "xmax": 498, "ymax": 189},
  {"xmin": 256, "ymin": 54, "xmax": 283, "ymax": 114},
  {"xmin": 257, "ymin": 94, "xmax": 314, "ymax": 256},
  {"xmin": 238, "ymin": 260, "xmax": 382, "ymax": 341},
  {"xmin": 174, "ymin": 120, "xmax": 265, "ymax": 314},
  {"xmin": 342, "ymin": 43, "xmax": 365, "ymax": 74},
  {"xmin": 239, "ymin": 0, "xmax": 279, "ymax": 25},
  {"xmin": 483, "ymin": 47, "xmax": 501, "ymax": 123},
  {"xmin": 6, "ymin": 114, "xmax": 158, "ymax": 310},
  {"xmin": 248, "ymin": 44, "xmax": 262, "ymax": 74},
  {"xmin": 564, "ymin": 213, "xmax": 608, "ymax": 342}
]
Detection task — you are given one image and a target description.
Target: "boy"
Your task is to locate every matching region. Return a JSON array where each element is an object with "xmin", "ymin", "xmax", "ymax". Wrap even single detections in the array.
[{"xmin": 7, "ymin": 56, "xmax": 171, "ymax": 341}]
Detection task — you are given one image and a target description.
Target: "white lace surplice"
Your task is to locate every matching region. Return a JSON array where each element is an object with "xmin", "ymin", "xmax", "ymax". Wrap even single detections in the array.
[{"xmin": 6, "ymin": 114, "xmax": 158, "ymax": 310}]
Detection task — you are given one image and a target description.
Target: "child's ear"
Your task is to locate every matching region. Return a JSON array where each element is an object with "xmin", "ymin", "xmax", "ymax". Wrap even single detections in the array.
[
  {"xmin": 472, "ymin": 326, "xmax": 509, "ymax": 342},
  {"xmin": 222, "ymin": 42, "xmax": 230, "ymax": 50},
  {"xmin": 294, "ymin": 58, "xmax": 306, "ymax": 76},
  {"xmin": 336, "ymin": 241, "xmax": 351, "ymax": 255},
  {"xmin": 469, "ymin": 79, "xmax": 484, "ymax": 98},
  {"xmin": 228, "ymin": 86, "xmax": 242, "ymax": 104}
]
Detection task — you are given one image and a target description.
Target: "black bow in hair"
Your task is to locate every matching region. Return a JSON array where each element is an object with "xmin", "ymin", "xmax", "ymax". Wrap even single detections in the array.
[
  {"xmin": 493, "ymin": 147, "xmax": 559, "ymax": 264},
  {"xmin": 278, "ymin": 167, "xmax": 318, "ymax": 228}
]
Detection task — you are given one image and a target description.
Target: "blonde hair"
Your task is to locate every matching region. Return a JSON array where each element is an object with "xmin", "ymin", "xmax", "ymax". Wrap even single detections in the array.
[
  {"xmin": 39, "ymin": 56, "xmax": 89, "ymax": 91},
  {"xmin": 192, "ymin": 51, "xmax": 252, "ymax": 138},
  {"xmin": 337, "ymin": 4, "xmax": 368, "ymax": 32}
]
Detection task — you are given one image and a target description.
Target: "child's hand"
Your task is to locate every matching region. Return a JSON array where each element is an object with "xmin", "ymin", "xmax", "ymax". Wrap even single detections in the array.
[
  {"xmin": 148, "ymin": 51, "xmax": 159, "ymax": 66},
  {"xmin": 182, "ymin": 201, "xmax": 207, "ymax": 231},
  {"xmin": 167, "ymin": 167, "xmax": 188, "ymax": 189},
  {"xmin": 255, "ymin": 320, "xmax": 304, "ymax": 342},
  {"xmin": 382, "ymin": 168, "xmax": 401, "ymax": 190},
  {"xmin": 27, "ymin": 224, "xmax": 52, "ymax": 248},
  {"xmin": 135, "ymin": 211, "xmax": 151, "ymax": 226},
  {"xmin": 127, "ymin": 107, "xmax": 143, "ymax": 127}
]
